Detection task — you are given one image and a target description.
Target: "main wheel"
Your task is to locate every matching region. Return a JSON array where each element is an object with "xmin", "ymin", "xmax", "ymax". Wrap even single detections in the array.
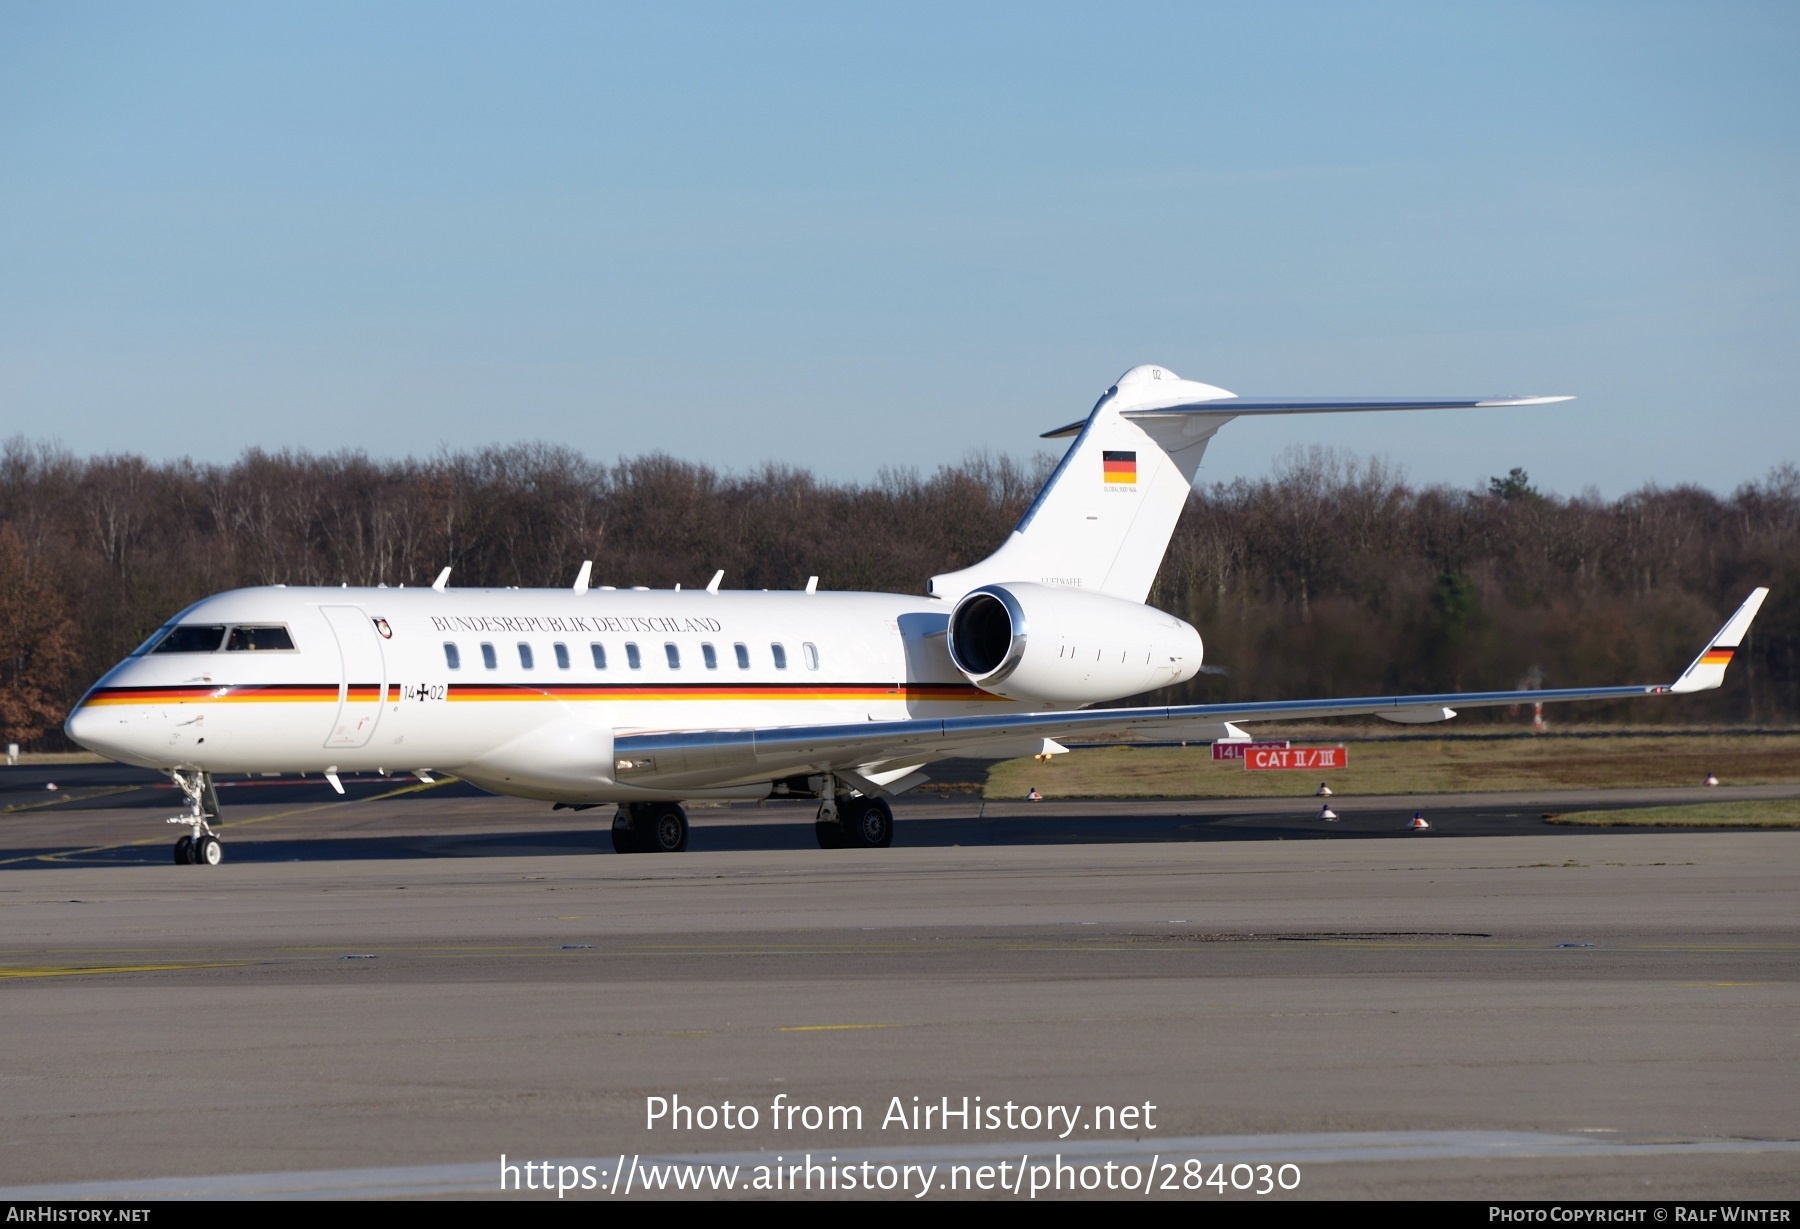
[
  {"xmin": 841, "ymin": 796, "xmax": 894, "ymax": 849},
  {"xmin": 610, "ymin": 810, "xmax": 638, "ymax": 854},
  {"xmin": 194, "ymin": 834, "xmax": 223, "ymax": 866},
  {"xmin": 640, "ymin": 803, "xmax": 689, "ymax": 853},
  {"xmin": 173, "ymin": 835, "xmax": 194, "ymax": 865},
  {"xmin": 815, "ymin": 818, "xmax": 844, "ymax": 849}
]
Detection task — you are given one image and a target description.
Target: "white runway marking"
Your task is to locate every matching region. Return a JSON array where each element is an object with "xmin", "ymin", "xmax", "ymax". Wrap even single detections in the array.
[{"xmin": 6, "ymin": 1131, "xmax": 1799, "ymax": 1200}]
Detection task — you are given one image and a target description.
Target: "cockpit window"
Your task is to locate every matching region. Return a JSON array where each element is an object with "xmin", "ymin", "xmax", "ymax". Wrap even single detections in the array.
[
  {"xmin": 129, "ymin": 624, "xmax": 176, "ymax": 656},
  {"xmin": 225, "ymin": 625, "xmax": 295, "ymax": 651},
  {"xmin": 150, "ymin": 625, "xmax": 228, "ymax": 654}
]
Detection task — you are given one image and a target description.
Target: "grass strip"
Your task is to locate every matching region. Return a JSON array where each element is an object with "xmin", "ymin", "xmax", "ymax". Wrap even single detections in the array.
[
  {"xmin": 1545, "ymin": 800, "xmax": 1800, "ymax": 827},
  {"xmin": 984, "ymin": 736, "xmax": 1800, "ymax": 799}
]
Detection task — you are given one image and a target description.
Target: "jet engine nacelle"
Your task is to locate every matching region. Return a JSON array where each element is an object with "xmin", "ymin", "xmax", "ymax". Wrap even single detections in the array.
[{"xmin": 946, "ymin": 582, "xmax": 1203, "ymax": 705}]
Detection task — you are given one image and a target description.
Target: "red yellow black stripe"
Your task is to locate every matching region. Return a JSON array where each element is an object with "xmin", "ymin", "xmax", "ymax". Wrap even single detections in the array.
[
  {"xmin": 81, "ymin": 681, "xmax": 1002, "ymax": 706},
  {"xmin": 82, "ymin": 684, "xmax": 341, "ymax": 706},
  {"xmin": 444, "ymin": 683, "xmax": 1000, "ymax": 703},
  {"xmin": 1699, "ymin": 648, "xmax": 1734, "ymax": 666}
]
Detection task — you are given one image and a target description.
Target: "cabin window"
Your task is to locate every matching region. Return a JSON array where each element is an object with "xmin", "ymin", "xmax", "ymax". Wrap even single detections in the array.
[
  {"xmin": 443, "ymin": 643, "xmax": 461, "ymax": 670},
  {"xmin": 803, "ymin": 642, "xmax": 820, "ymax": 670},
  {"xmin": 554, "ymin": 642, "xmax": 570, "ymax": 670},
  {"xmin": 702, "ymin": 643, "xmax": 718, "ymax": 670},
  {"xmin": 151, "ymin": 625, "xmax": 228, "ymax": 654},
  {"xmin": 591, "ymin": 643, "xmax": 607, "ymax": 669},
  {"xmin": 734, "ymin": 642, "xmax": 749, "ymax": 669},
  {"xmin": 518, "ymin": 642, "xmax": 535, "ymax": 670},
  {"xmin": 481, "ymin": 642, "xmax": 497, "ymax": 670},
  {"xmin": 665, "ymin": 643, "xmax": 681, "ymax": 669},
  {"xmin": 771, "ymin": 643, "xmax": 788, "ymax": 670},
  {"xmin": 626, "ymin": 643, "xmax": 642, "ymax": 670},
  {"xmin": 225, "ymin": 625, "xmax": 295, "ymax": 651}
]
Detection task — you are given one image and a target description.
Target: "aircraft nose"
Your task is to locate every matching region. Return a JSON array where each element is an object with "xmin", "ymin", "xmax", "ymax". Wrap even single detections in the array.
[
  {"xmin": 64, "ymin": 701, "xmax": 106, "ymax": 753},
  {"xmin": 65, "ymin": 699, "xmax": 150, "ymax": 762}
]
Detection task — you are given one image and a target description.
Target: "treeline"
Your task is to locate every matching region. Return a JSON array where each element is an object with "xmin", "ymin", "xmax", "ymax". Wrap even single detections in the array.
[{"xmin": 0, "ymin": 438, "xmax": 1793, "ymax": 746}]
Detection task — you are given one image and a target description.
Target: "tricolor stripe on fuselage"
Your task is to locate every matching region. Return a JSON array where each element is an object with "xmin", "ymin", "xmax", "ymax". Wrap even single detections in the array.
[
  {"xmin": 80, "ymin": 684, "xmax": 341, "ymax": 705},
  {"xmin": 80, "ymin": 681, "xmax": 1002, "ymax": 705}
]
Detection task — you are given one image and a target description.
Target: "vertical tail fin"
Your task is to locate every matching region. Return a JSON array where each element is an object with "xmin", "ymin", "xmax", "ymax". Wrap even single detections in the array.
[
  {"xmin": 927, "ymin": 365, "xmax": 1574, "ymax": 603},
  {"xmin": 928, "ymin": 365, "xmax": 1237, "ymax": 603}
]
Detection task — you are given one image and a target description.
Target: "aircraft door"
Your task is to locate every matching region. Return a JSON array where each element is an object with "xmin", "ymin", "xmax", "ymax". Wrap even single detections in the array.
[{"xmin": 321, "ymin": 605, "xmax": 387, "ymax": 749}]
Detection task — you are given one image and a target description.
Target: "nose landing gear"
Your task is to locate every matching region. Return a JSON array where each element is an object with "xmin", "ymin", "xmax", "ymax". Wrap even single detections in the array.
[{"xmin": 168, "ymin": 769, "xmax": 224, "ymax": 866}]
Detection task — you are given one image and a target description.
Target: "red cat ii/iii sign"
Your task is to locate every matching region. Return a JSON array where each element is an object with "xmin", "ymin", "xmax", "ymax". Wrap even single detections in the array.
[{"xmin": 1245, "ymin": 746, "xmax": 1348, "ymax": 771}]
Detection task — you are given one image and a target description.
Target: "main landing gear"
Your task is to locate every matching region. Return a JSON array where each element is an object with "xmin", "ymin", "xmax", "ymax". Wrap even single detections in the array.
[
  {"xmin": 168, "ymin": 769, "xmax": 224, "ymax": 866},
  {"xmin": 611, "ymin": 802, "xmax": 690, "ymax": 854},
  {"xmin": 603, "ymin": 783, "xmax": 897, "ymax": 854},
  {"xmin": 815, "ymin": 792, "xmax": 894, "ymax": 850}
]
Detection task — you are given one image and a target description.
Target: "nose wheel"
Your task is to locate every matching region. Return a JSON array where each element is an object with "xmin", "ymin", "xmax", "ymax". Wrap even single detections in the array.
[{"xmin": 167, "ymin": 770, "xmax": 224, "ymax": 867}]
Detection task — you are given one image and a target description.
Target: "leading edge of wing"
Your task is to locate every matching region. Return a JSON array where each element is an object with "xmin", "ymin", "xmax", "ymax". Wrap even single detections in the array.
[{"xmin": 614, "ymin": 683, "xmax": 1664, "ymax": 777}]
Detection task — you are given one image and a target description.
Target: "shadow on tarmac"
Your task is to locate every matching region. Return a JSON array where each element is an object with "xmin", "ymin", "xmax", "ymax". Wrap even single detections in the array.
[
  {"xmin": 3, "ymin": 807, "xmax": 1748, "ymax": 868},
  {"xmin": 0, "ymin": 761, "xmax": 1778, "ymax": 868}
]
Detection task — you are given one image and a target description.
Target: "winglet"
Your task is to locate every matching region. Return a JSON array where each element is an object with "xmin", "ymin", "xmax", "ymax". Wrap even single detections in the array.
[
  {"xmin": 432, "ymin": 567, "xmax": 451, "ymax": 593},
  {"xmin": 1670, "ymin": 587, "xmax": 1769, "ymax": 693}
]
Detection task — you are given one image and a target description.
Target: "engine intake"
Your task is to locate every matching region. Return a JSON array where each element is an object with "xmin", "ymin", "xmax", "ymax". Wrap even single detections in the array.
[{"xmin": 947, "ymin": 587, "xmax": 1026, "ymax": 679}]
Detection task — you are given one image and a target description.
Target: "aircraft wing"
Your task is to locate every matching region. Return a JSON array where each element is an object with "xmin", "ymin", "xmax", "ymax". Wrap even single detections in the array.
[{"xmin": 612, "ymin": 588, "xmax": 1768, "ymax": 791}]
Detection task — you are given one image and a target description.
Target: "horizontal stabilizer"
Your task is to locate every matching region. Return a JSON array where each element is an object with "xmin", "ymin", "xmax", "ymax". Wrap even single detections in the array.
[{"xmin": 1043, "ymin": 395, "xmax": 1574, "ymax": 438}]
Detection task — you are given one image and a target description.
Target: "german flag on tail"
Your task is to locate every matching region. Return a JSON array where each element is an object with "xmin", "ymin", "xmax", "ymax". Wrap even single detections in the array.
[{"xmin": 1102, "ymin": 450, "xmax": 1137, "ymax": 486}]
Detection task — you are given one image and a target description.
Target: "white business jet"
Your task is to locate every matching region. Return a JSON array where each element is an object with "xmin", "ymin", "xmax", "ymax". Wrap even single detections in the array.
[{"xmin": 65, "ymin": 365, "xmax": 1767, "ymax": 864}]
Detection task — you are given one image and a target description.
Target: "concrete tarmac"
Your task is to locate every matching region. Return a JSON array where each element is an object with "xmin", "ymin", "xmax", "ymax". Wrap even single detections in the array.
[{"xmin": 1, "ymin": 772, "xmax": 1796, "ymax": 1200}]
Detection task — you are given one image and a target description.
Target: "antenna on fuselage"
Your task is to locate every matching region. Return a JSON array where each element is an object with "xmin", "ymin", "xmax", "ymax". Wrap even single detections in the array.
[
  {"xmin": 432, "ymin": 567, "xmax": 451, "ymax": 593},
  {"xmin": 805, "ymin": 576, "xmax": 818, "ymax": 595},
  {"xmin": 706, "ymin": 570, "xmax": 723, "ymax": 594},
  {"xmin": 573, "ymin": 561, "xmax": 592, "ymax": 594}
]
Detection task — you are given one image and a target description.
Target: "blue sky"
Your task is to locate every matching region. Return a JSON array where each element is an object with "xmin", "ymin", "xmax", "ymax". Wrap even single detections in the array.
[{"xmin": 2, "ymin": 2, "xmax": 1795, "ymax": 495}]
